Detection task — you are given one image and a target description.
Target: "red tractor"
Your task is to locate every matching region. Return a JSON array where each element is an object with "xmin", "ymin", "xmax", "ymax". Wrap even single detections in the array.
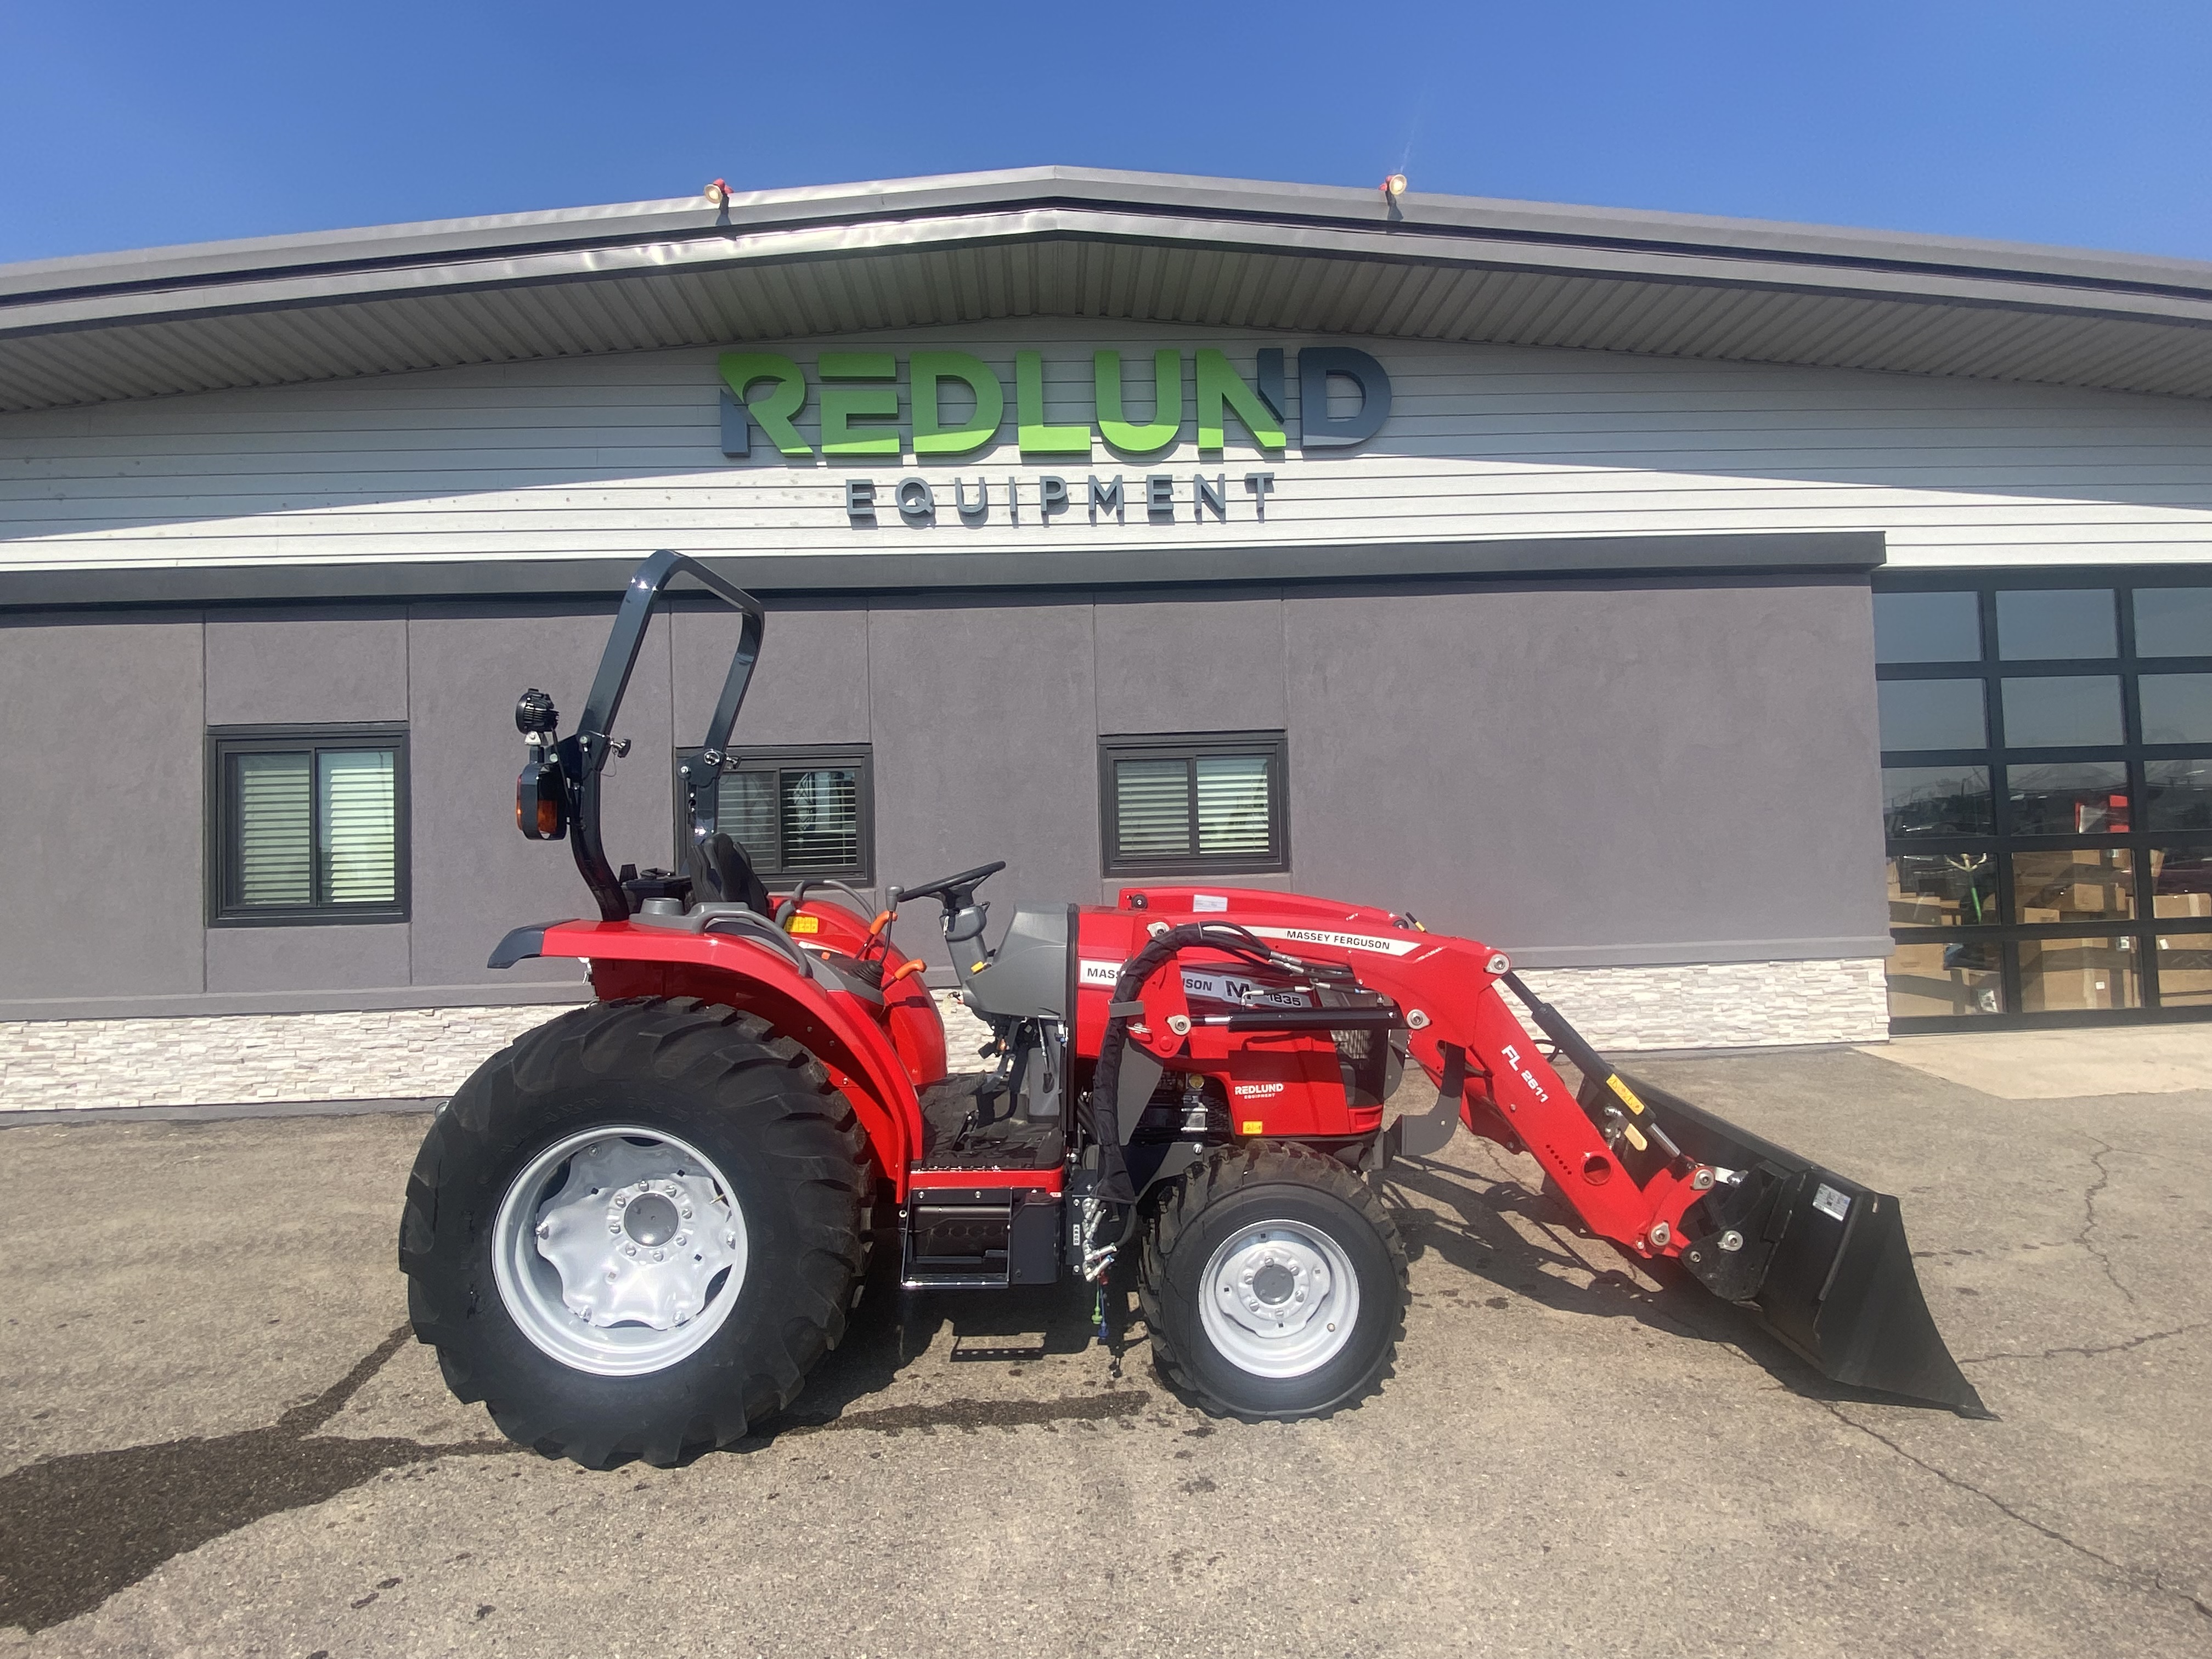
[{"xmin": 401, "ymin": 552, "xmax": 1982, "ymax": 1467}]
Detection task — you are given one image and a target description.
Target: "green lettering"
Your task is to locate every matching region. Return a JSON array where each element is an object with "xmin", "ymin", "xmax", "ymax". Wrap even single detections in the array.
[
  {"xmin": 718, "ymin": 352, "xmax": 812, "ymax": 457},
  {"xmin": 817, "ymin": 352, "xmax": 900, "ymax": 457},
  {"xmin": 911, "ymin": 351, "xmax": 1005, "ymax": 457},
  {"xmin": 1195, "ymin": 349, "xmax": 1286, "ymax": 454},
  {"xmin": 1016, "ymin": 350, "xmax": 1093, "ymax": 458},
  {"xmin": 1094, "ymin": 349, "xmax": 1182, "ymax": 455}
]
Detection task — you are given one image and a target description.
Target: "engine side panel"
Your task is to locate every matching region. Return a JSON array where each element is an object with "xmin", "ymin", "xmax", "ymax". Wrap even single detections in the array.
[{"xmin": 1071, "ymin": 903, "xmax": 1380, "ymax": 1142}]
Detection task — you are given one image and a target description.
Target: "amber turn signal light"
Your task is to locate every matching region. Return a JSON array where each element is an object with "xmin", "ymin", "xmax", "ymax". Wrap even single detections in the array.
[{"xmin": 516, "ymin": 761, "xmax": 568, "ymax": 841}]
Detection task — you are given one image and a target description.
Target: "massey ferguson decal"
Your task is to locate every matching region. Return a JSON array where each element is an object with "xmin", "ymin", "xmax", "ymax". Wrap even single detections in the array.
[
  {"xmin": 1079, "ymin": 960, "xmax": 1312, "ymax": 1007},
  {"xmin": 1246, "ymin": 925, "xmax": 1423, "ymax": 957}
]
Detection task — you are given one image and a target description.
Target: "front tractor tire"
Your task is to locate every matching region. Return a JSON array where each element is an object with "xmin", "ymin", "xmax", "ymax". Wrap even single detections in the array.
[
  {"xmin": 399, "ymin": 997, "xmax": 873, "ymax": 1469},
  {"xmin": 1138, "ymin": 1143, "xmax": 1408, "ymax": 1420}
]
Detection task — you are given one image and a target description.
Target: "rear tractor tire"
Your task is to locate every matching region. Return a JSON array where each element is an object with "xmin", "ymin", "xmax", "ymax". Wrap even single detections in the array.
[
  {"xmin": 399, "ymin": 996, "xmax": 873, "ymax": 1469},
  {"xmin": 1138, "ymin": 1142, "xmax": 1407, "ymax": 1419}
]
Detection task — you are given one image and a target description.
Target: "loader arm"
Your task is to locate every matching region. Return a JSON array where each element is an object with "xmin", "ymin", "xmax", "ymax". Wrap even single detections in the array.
[{"xmin": 1118, "ymin": 889, "xmax": 1987, "ymax": 1415}]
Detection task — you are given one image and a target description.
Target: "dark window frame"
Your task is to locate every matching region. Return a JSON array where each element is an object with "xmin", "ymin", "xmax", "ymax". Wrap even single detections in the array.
[
  {"xmin": 672, "ymin": 743, "xmax": 875, "ymax": 886},
  {"xmin": 207, "ymin": 723, "xmax": 411, "ymax": 927},
  {"xmin": 1098, "ymin": 731, "xmax": 1289, "ymax": 878},
  {"xmin": 1875, "ymin": 569, "xmax": 2212, "ymax": 1031}
]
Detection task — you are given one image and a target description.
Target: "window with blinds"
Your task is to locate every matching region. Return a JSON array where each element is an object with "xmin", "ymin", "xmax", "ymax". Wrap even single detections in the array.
[
  {"xmin": 1099, "ymin": 733, "xmax": 1288, "ymax": 876},
  {"xmin": 674, "ymin": 746, "xmax": 873, "ymax": 883},
  {"xmin": 212, "ymin": 728, "xmax": 408, "ymax": 923}
]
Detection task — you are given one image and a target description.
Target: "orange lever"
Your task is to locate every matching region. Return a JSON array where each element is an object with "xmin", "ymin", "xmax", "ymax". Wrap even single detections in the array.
[{"xmin": 886, "ymin": 958, "xmax": 928, "ymax": 985}]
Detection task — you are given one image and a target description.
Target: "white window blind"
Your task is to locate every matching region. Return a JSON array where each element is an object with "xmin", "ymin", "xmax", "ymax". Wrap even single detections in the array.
[
  {"xmin": 1114, "ymin": 758, "xmax": 1193, "ymax": 857},
  {"xmin": 1195, "ymin": 754, "xmax": 1271, "ymax": 854},
  {"xmin": 1106, "ymin": 740, "xmax": 1283, "ymax": 871},
  {"xmin": 782, "ymin": 767, "xmax": 859, "ymax": 870},
  {"xmin": 716, "ymin": 771, "xmax": 778, "ymax": 871},
  {"xmin": 318, "ymin": 749, "xmax": 398, "ymax": 905},
  {"xmin": 711, "ymin": 760, "xmax": 866, "ymax": 877},
  {"xmin": 222, "ymin": 735, "xmax": 402, "ymax": 917},
  {"xmin": 235, "ymin": 752, "xmax": 313, "ymax": 906}
]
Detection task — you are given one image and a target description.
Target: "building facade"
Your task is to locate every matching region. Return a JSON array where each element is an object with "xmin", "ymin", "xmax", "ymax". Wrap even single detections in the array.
[{"xmin": 3, "ymin": 170, "xmax": 2209, "ymax": 1108}]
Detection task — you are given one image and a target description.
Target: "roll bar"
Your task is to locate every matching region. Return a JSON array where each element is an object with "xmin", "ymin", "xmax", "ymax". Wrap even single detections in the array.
[{"xmin": 564, "ymin": 550, "xmax": 766, "ymax": 922}]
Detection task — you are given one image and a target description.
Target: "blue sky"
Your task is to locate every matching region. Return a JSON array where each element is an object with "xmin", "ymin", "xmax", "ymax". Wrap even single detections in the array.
[{"xmin": 3, "ymin": 1, "xmax": 2209, "ymax": 266}]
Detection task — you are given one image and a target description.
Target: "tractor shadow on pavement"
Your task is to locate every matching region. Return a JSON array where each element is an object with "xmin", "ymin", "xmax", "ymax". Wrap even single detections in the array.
[
  {"xmin": 740, "ymin": 1248, "xmax": 1158, "ymax": 1449},
  {"xmin": 757, "ymin": 1143, "xmax": 1926, "ymax": 1441},
  {"xmin": 1380, "ymin": 1148, "xmax": 1916, "ymax": 1410},
  {"xmin": 0, "ymin": 1327, "xmax": 517, "ymax": 1636}
]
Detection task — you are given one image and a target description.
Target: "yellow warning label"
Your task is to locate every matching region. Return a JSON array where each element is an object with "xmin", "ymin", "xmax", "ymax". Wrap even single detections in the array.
[
  {"xmin": 1239, "ymin": 1120, "xmax": 1264, "ymax": 1136},
  {"xmin": 786, "ymin": 915, "xmax": 820, "ymax": 934},
  {"xmin": 1606, "ymin": 1074, "xmax": 1648, "ymax": 1116}
]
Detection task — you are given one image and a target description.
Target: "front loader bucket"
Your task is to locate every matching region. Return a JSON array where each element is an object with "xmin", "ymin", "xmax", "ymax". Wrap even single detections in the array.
[{"xmin": 1627, "ymin": 1079, "xmax": 1989, "ymax": 1417}]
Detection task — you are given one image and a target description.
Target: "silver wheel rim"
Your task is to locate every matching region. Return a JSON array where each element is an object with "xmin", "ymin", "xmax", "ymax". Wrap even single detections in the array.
[
  {"xmin": 492, "ymin": 1125, "xmax": 748, "ymax": 1378},
  {"xmin": 1197, "ymin": 1219, "xmax": 1361, "ymax": 1379}
]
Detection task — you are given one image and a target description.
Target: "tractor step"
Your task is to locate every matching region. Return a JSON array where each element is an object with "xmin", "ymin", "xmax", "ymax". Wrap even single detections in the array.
[{"xmin": 900, "ymin": 1186, "xmax": 1061, "ymax": 1289}]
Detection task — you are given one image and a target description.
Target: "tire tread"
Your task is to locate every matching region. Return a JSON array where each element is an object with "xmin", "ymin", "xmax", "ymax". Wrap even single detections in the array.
[
  {"xmin": 1137, "ymin": 1142, "xmax": 1407, "ymax": 1419},
  {"xmin": 398, "ymin": 996, "xmax": 874, "ymax": 1468}
]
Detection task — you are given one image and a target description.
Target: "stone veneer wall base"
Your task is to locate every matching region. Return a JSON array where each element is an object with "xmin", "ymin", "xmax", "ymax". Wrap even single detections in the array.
[{"xmin": 0, "ymin": 959, "xmax": 1888, "ymax": 1114}]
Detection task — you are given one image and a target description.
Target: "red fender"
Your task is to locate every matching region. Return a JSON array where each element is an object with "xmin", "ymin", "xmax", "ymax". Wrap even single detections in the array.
[{"xmin": 533, "ymin": 920, "xmax": 927, "ymax": 1198}]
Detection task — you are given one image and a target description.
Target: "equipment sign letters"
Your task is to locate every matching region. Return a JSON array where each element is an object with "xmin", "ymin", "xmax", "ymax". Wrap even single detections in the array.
[{"xmin": 713, "ymin": 343, "xmax": 1393, "ymax": 530}]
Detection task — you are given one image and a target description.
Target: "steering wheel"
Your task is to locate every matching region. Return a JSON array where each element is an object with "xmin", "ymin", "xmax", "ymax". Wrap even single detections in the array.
[{"xmin": 893, "ymin": 861, "xmax": 1006, "ymax": 907}]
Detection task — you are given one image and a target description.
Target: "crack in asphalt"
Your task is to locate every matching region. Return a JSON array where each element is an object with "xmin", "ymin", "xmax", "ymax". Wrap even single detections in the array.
[
  {"xmin": 1958, "ymin": 1322, "xmax": 2209, "ymax": 1366},
  {"xmin": 2077, "ymin": 1137, "xmax": 2139, "ymax": 1307},
  {"xmin": 1422, "ymin": 1133, "xmax": 2209, "ymax": 1629},
  {"xmin": 0, "ymin": 1327, "xmax": 516, "ymax": 1635},
  {"xmin": 1821, "ymin": 1402, "xmax": 2211, "ymax": 1627},
  {"xmin": 1911, "ymin": 1240, "xmax": 2072, "ymax": 1262}
]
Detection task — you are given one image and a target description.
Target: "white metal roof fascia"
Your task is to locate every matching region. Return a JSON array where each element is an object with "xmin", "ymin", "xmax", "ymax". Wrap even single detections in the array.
[
  {"xmin": 11, "ymin": 165, "xmax": 2212, "ymax": 302},
  {"xmin": 10, "ymin": 204, "xmax": 2212, "ymax": 343}
]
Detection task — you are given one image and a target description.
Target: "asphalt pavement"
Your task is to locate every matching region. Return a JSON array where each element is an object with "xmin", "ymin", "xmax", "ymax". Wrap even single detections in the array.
[{"xmin": 0, "ymin": 1043, "xmax": 2206, "ymax": 1658}]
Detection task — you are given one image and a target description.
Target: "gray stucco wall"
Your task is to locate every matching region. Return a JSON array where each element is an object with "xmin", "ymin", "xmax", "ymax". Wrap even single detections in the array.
[
  {"xmin": 1281, "ymin": 576, "xmax": 1887, "ymax": 964},
  {"xmin": 0, "ymin": 612, "xmax": 206, "ymax": 1003},
  {"xmin": 0, "ymin": 573, "xmax": 1885, "ymax": 1017}
]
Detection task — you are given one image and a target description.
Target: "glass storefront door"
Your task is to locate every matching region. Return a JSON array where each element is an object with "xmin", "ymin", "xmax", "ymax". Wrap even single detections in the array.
[{"xmin": 1877, "ymin": 576, "xmax": 2212, "ymax": 1030}]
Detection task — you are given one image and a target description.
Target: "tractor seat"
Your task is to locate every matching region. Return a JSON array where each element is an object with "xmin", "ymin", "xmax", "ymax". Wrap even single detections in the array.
[{"xmin": 690, "ymin": 831, "xmax": 772, "ymax": 916}]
